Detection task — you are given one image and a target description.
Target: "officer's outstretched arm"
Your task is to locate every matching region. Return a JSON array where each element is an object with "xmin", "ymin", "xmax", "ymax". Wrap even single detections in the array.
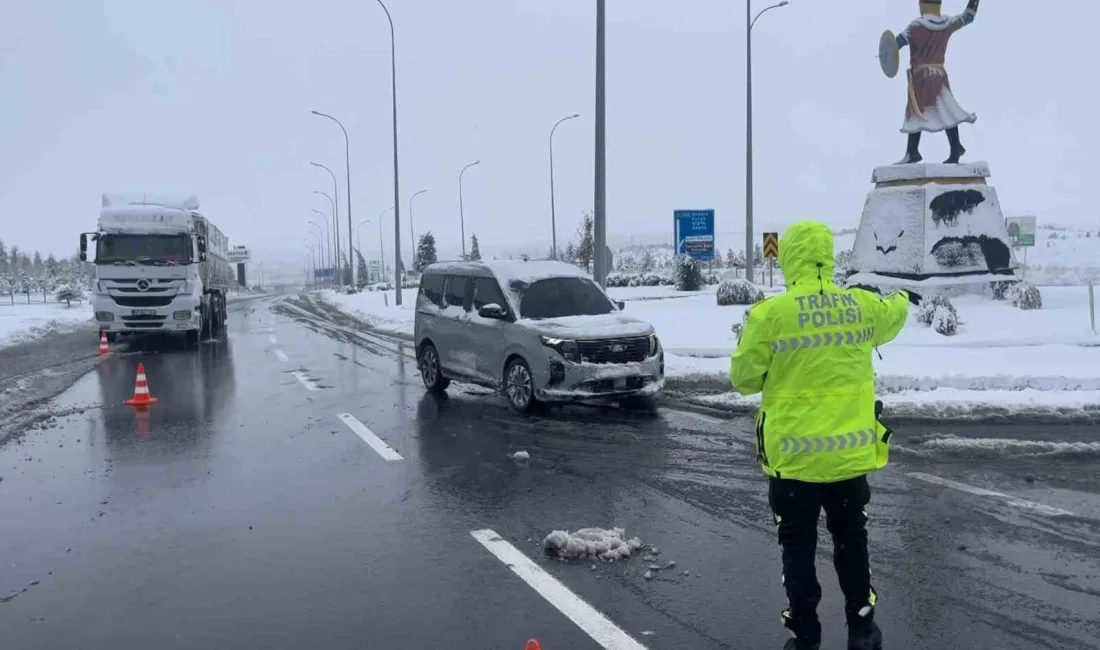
[
  {"xmin": 858, "ymin": 290, "xmax": 910, "ymax": 347},
  {"xmin": 730, "ymin": 305, "xmax": 773, "ymax": 396}
]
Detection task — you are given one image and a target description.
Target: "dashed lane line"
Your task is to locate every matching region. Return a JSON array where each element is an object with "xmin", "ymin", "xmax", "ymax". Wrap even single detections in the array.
[
  {"xmin": 907, "ymin": 472, "xmax": 1075, "ymax": 517},
  {"xmin": 273, "ymin": 349, "xmax": 289, "ymax": 362},
  {"xmin": 269, "ymin": 335, "xmax": 278, "ymax": 344},
  {"xmin": 292, "ymin": 371, "xmax": 320, "ymax": 392},
  {"xmin": 470, "ymin": 529, "xmax": 647, "ymax": 650},
  {"xmin": 337, "ymin": 413, "xmax": 403, "ymax": 461}
]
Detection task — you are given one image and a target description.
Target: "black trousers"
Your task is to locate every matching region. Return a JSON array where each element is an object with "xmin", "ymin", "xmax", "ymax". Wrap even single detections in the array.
[{"xmin": 768, "ymin": 475, "xmax": 876, "ymax": 643}]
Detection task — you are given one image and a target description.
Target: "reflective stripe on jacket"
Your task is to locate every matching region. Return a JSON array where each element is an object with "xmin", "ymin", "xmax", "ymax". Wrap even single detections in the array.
[{"xmin": 730, "ymin": 221, "xmax": 910, "ymax": 483}]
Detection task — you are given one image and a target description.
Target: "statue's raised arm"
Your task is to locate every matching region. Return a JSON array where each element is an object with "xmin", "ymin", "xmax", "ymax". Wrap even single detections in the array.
[{"xmin": 889, "ymin": 0, "xmax": 981, "ymax": 165}]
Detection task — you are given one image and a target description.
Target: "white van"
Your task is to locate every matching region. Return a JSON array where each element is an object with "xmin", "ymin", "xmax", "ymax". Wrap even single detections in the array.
[{"xmin": 414, "ymin": 260, "xmax": 664, "ymax": 412}]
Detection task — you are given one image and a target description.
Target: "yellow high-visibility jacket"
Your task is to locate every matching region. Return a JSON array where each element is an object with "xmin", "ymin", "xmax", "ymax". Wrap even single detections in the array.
[{"xmin": 730, "ymin": 221, "xmax": 910, "ymax": 483}]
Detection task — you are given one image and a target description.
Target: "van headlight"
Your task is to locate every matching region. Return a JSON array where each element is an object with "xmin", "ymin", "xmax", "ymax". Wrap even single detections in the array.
[
  {"xmin": 540, "ymin": 336, "xmax": 582, "ymax": 363},
  {"xmin": 648, "ymin": 333, "xmax": 660, "ymax": 357}
]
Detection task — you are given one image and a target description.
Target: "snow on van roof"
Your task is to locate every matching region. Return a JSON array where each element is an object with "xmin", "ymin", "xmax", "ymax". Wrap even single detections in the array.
[{"xmin": 423, "ymin": 259, "xmax": 591, "ymax": 284}]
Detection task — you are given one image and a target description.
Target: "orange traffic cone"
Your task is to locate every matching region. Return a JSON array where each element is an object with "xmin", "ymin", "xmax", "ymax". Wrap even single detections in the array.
[
  {"xmin": 125, "ymin": 363, "xmax": 159, "ymax": 407},
  {"xmin": 98, "ymin": 331, "xmax": 110, "ymax": 357},
  {"xmin": 525, "ymin": 641, "xmax": 542, "ymax": 650}
]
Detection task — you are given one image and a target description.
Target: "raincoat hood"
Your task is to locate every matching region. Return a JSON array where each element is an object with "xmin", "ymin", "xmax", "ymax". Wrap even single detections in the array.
[{"xmin": 778, "ymin": 221, "xmax": 835, "ymax": 290}]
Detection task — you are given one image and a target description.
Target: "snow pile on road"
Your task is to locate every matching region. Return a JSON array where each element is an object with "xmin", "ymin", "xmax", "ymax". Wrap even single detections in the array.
[
  {"xmin": 543, "ymin": 527, "xmax": 643, "ymax": 562},
  {"xmin": 0, "ymin": 302, "xmax": 93, "ymax": 349}
]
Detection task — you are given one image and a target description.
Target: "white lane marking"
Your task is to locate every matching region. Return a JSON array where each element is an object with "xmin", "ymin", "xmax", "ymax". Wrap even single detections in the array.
[
  {"xmin": 337, "ymin": 413, "xmax": 403, "ymax": 461},
  {"xmin": 292, "ymin": 371, "xmax": 320, "ymax": 391},
  {"xmin": 273, "ymin": 349, "xmax": 289, "ymax": 362},
  {"xmin": 269, "ymin": 335, "xmax": 278, "ymax": 344},
  {"xmin": 470, "ymin": 529, "xmax": 647, "ymax": 650},
  {"xmin": 907, "ymin": 472, "xmax": 1075, "ymax": 517}
]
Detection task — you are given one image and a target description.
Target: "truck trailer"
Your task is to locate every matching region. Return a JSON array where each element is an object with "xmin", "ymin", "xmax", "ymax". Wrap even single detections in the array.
[{"xmin": 80, "ymin": 193, "xmax": 233, "ymax": 347}]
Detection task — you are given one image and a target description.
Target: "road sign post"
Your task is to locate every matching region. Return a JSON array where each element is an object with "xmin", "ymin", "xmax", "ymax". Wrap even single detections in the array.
[
  {"xmin": 762, "ymin": 232, "xmax": 779, "ymax": 287},
  {"xmin": 1005, "ymin": 216, "xmax": 1036, "ymax": 278},
  {"xmin": 674, "ymin": 209, "xmax": 716, "ymax": 262}
]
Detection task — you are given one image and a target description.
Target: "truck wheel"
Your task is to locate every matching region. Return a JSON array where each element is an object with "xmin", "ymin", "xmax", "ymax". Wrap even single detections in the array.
[{"xmin": 200, "ymin": 309, "xmax": 211, "ymax": 340}]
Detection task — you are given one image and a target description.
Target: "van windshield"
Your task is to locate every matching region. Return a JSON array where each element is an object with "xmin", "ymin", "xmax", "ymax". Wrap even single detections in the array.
[{"xmin": 511, "ymin": 277, "xmax": 614, "ymax": 320}]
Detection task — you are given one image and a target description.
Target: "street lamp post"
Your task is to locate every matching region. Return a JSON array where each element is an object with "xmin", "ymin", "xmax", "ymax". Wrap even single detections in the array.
[
  {"xmin": 550, "ymin": 113, "xmax": 580, "ymax": 261},
  {"xmin": 311, "ymin": 163, "xmax": 341, "ymax": 279},
  {"xmin": 310, "ymin": 209, "xmax": 333, "ymax": 276},
  {"xmin": 379, "ymin": 207, "xmax": 393, "ymax": 283},
  {"xmin": 308, "ymin": 221, "xmax": 327, "ymax": 286},
  {"xmin": 356, "ymin": 219, "xmax": 371, "ymax": 283},
  {"xmin": 306, "ymin": 235, "xmax": 321, "ymax": 288},
  {"xmin": 593, "ymin": 0, "xmax": 607, "ymax": 286},
  {"xmin": 458, "ymin": 161, "xmax": 480, "ymax": 260},
  {"xmin": 310, "ymin": 112, "xmax": 354, "ymax": 288},
  {"xmin": 745, "ymin": 1, "xmax": 789, "ymax": 279},
  {"xmin": 313, "ymin": 190, "xmax": 337, "ymax": 280},
  {"xmin": 373, "ymin": 0, "xmax": 403, "ymax": 304},
  {"xmin": 409, "ymin": 189, "xmax": 427, "ymax": 268}
]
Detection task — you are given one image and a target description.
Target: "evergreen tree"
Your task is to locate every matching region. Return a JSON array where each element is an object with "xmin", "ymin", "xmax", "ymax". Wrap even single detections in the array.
[
  {"xmin": 0, "ymin": 239, "xmax": 7, "ymax": 270},
  {"xmin": 640, "ymin": 248, "xmax": 655, "ymax": 273},
  {"xmin": 32, "ymin": 251, "xmax": 43, "ymax": 271},
  {"xmin": 726, "ymin": 248, "xmax": 736, "ymax": 269},
  {"xmin": 46, "ymin": 253, "xmax": 59, "ymax": 274},
  {"xmin": 356, "ymin": 249, "xmax": 369, "ymax": 289},
  {"xmin": 754, "ymin": 243, "xmax": 765, "ymax": 268},
  {"xmin": 9, "ymin": 246, "xmax": 20, "ymax": 271},
  {"xmin": 469, "ymin": 234, "xmax": 481, "ymax": 261},
  {"xmin": 563, "ymin": 242, "xmax": 577, "ymax": 265},
  {"xmin": 415, "ymin": 232, "xmax": 438, "ymax": 271},
  {"xmin": 575, "ymin": 213, "xmax": 594, "ymax": 270}
]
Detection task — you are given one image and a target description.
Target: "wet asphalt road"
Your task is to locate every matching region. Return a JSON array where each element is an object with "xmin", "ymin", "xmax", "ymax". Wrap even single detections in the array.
[{"xmin": 1, "ymin": 295, "xmax": 1098, "ymax": 650}]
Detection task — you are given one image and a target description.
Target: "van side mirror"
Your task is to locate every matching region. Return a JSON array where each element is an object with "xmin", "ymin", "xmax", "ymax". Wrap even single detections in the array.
[
  {"xmin": 477, "ymin": 303, "xmax": 507, "ymax": 319},
  {"xmin": 79, "ymin": 234, "xmax": 88, "ymax": 262}
]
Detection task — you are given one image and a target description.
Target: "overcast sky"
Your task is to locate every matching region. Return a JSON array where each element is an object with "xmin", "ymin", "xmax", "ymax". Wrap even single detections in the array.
[{"xmin": 1, "ymin": 1, "xmax": 1094, "ymax": 276}]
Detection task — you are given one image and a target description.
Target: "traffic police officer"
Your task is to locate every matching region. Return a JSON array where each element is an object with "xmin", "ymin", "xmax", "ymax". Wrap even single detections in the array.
[{"xmin": 730, "ymin": 221, "xmax": 920, "ymax": 650}]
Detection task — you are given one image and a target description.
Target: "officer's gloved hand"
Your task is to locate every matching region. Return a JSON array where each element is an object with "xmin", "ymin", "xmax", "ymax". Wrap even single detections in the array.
[{"xmin": 905, "ymin": 290, "xmax": 923, "ymax": 306}]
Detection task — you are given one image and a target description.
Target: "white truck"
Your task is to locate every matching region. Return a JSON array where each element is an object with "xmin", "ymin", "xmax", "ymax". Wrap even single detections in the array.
[{"xmin": 80, "ymin": 193, "xmax": 233, "ymax": 347}]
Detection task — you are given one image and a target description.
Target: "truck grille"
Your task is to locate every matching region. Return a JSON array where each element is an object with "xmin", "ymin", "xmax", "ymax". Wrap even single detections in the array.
[
  {"xmin": 113, "ymin": 296, "xmax": 174, "ymax": 307},
  {"xmin": 577, "ymin": 336, "xmax": 649, "ymax": 364}
]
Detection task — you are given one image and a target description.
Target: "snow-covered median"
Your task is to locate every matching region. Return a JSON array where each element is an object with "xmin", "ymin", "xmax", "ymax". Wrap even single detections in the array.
[
  {"xmin": 642, "ymin": 285, "xmax": 1099, "ymax": 421},
  {"xmin": 320, "ymin": 289, "xmax": 415, "ymax": 338},
  {"xmin": 315, "ymin": 283, "xmax": 1099, "ymax": 421},
  {"xmin": 0, "ymin": 301, "xmax": 93, "ymax": 349}
]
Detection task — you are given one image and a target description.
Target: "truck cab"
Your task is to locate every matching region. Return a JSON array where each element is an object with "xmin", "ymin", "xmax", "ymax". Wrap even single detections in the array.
[{"xmin": 82, "ymin": 194, "xmax": 231, "ymax": 347}]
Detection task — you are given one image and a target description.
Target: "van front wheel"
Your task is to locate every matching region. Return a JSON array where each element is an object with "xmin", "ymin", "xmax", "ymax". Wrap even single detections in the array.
[
  {"xmin": 504, "ymin": 357, "xmax": 537, "ymax": 413},
  {"xmin": 419, "ymin": 344, "xmax": 450, "ymax": 393}
]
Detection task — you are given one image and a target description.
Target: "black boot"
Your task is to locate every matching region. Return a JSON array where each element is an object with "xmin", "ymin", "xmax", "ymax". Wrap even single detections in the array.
[
  {"xmin": 894, "ymin": 133, "xmax": 922, "ymax": 165},
  {"xmin": 784, "ymin": 638, "xmax": 820, "ymax": 650},
  {"xmin": 944, "ymin": 127, "xmax": 966, "ymax": 164},
  {"xmin": 848, "ymin": 620, "xmax": 883, "ymax": 650}
]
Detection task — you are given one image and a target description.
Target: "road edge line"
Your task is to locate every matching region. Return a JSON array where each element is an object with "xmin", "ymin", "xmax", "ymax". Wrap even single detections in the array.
[
  {"xmin": 291, "ymin": 371, "xmax": 319, "ymax": 392},
  {"xmin": 469, "ymin": 529, "xmax": 647, "ymax": 650}
]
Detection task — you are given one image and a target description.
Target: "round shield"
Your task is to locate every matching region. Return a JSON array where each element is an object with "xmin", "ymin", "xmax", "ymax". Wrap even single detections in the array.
[{"xmin": 878, "ymin": 29, "xmax": 900, "ymax": 79}]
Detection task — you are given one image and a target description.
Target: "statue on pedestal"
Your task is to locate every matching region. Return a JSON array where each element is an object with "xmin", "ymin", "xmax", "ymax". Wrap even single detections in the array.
[{"xmin": 880, "ymin": 0, "xmax": 981, "ymax": 165}]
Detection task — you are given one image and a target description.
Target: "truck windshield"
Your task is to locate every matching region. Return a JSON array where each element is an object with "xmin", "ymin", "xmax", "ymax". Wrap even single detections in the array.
[
  {"xmin": 96, "ymin": 234, "xmax": 192, "ymax": 265},
  {"xmin": 512, "ymin": 277, "xmax": 615, "ymax": 320}
]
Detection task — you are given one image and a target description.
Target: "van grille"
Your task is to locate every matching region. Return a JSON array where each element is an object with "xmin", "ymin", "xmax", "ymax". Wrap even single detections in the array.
[{"xmin": 577, "ymin": 336, "xmax": 649, "ymax": 364}]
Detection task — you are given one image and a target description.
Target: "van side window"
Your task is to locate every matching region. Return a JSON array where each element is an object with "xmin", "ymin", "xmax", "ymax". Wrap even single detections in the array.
[
  {"xmin": 444, "ymin": 275, "xmax": 471, "ymax": 311},
  {"xmin": 473, "ymin": 277, "xmax": 507, "ymax": 311},
  {"xmin": 419, "ymin": 274, "xmax": 445, "ymax": 308}
]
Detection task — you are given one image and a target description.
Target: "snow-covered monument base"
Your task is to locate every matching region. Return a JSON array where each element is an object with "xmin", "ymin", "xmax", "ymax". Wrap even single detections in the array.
[{"xmin": 848, "ymin": 162, "xmax": 1018, "ymax": 288}]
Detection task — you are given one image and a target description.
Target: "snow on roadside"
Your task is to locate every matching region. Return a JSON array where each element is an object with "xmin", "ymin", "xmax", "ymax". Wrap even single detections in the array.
[
  {"xmin": 0, "ymin": 302, "xmax": 93, "ymax": 349},
  {"xmin": 543, "ymin": 527, "xmax": 644, "ymax": 562},
  {"xmin": 688, "ymin": 388, "xmax": 1100, "ymax": 422},
  {"xmin": 321, "ymin": 289, "xmax": 415, "ymax": 338}
]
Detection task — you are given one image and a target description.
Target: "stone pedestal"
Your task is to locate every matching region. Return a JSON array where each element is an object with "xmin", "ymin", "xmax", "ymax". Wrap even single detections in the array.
[{"xmin": 849, "ymin": 161, "xmax": 1018, "ymax": 287}]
